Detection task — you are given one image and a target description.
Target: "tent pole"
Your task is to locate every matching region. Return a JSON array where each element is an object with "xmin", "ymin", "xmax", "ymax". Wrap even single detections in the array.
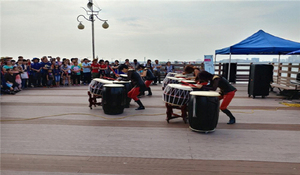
[
  {"xmin": 228, "ymin": 53, "xmax": 231, "ymax": 81},
  {"xmin": 277, "ymin": 54, "xmax": 280, "ymax": 84},
  {"xmin": 214, "ymin": 54, "xmax": 217, "ymax": 75}
]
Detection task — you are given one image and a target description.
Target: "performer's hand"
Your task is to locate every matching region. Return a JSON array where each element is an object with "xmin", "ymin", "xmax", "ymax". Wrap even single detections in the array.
[
  {"xmin": 195, "ymin": 84, "xmax": 203, "ymax": 89},
  {"xmin": 115, "ymin": 74, "xmax": 120, "ymax": 77}
]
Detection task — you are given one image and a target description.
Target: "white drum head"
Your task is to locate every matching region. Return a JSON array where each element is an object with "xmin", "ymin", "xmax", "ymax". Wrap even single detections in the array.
[
  {"xmin": 113, "ymin": 80, "xmax": 130, "ymax": 84},
  {"xmin": 120, "ymin": 74, "xmax": 128, "ymax": 78},
  {"xmin": 103, "ymin": 84, "xmax": 124, "ymax": 87},
  {"xmin": 168, "ymin": 77, "xmax": 184, "ymax": 80},
  {"xmin": 93, "ymin": 78, "xmax": 113, "ymax": 84},
  {"xmin": 180, "ymin": 80, "xmax": 196, "ymax": 83},
  {"xmin": 190, "ymin": 91, "xmax": 220, "ymax": 97},
  {"xmin": 175, "ymin": 74, "xmax": 187, "ymax": 78},
  {"xmin": 166, "ymin": 84, "xmax": 193, "ymax": 91}
]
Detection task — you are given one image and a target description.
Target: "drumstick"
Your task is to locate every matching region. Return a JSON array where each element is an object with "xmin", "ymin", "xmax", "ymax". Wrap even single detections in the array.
[
  {"xmin": 109, "ymin": 65, "xmax": 118, "ymax": 77},
  {"xmin": 180, "ymin": 80, "xmax": 197, "ymax": 87},
  {"xmin": 103, "ymin": 76, "xmax": 116, "ymax": 81}
]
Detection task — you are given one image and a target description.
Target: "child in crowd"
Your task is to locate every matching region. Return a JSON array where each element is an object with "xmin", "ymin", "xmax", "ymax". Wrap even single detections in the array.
[
  {"xmin": 71, "ymin": 62, "xmax": 81, "ymax": 86},
  {"xmin": 20, "ymin": 59, "xmax": 29, "ymax": 88},
  {"xmin": 53, "ymin": 64, "xmax": 61, "ymax": 87},
  {"xmin": 13, "ymin": 66, "xmax": 22, "ymax": 90},
  {"xmin": 46, "ymin": 69, "xmax": 54, "ymax": 88}
]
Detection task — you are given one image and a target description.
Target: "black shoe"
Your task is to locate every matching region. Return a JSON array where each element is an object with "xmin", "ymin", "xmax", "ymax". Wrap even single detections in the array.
[
  {"xmin": 135, "ymin": 100, "xmax": 145, "ymax": 110},
  {"xmin": 152, "ymin": 83, "xmax": 157, "ymax": 85},
  {"xmin": 227, "ymin": 118, "xmax": 236, "ymax": 124},
  {"xmin": 147, "ymin": 94, "xmax": 152, "ymax": 96},
  {"xmin": 135, "ymin": 106, "xmax": 145, "ymax": 110}
]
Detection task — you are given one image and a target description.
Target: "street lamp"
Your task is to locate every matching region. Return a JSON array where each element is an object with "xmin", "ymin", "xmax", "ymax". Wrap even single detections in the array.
[{"xmin": 77, "ymin": 0, "xmax": 109, "ymax": 60}]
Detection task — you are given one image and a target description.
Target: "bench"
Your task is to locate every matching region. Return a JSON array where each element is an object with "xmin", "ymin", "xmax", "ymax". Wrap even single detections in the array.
[{"xmin": 270, "ymin": 83, "xmax": 299, "ymax": 99}]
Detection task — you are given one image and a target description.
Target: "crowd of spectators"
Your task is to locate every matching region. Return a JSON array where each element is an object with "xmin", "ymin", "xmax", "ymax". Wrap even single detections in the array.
[{"xmin": 1, "ymin": 56, "xmax": 173, "ymax": 95}]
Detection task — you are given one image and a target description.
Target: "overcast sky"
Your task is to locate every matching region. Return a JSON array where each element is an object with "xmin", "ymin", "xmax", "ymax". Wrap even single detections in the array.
[{"xmin": 1, "ymin": 0, "xmax": 300, "ymax": 62}]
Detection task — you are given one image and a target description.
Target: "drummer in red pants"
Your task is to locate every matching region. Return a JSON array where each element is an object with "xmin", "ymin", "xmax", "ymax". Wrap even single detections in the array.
[
  {"xmin": 117, "ymin": 64, "xmax": 146, "ymax": 110},
  {"xmin": 137, "ymin": 65, "xmax": 156, "ymax": 96},
  {"xmin": 195, "ymin": 71, "xmax": 237, "ymax": 124}
]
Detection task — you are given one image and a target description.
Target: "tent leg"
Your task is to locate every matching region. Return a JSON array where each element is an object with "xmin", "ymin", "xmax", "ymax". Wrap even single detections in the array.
[{"xmin": 228, "ymin": 53, "xmax": 231, "ymax": 81}]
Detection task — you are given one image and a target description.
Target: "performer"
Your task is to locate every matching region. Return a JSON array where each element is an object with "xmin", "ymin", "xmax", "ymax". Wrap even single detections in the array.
[
  {"xmin": 118, "ymin": 64, "xmax": 146, "ymax": 110},
  {"xmin": 195, "ymin": 71, "xmax": 236, "ymax": 124},
  {"xmin": 183, "ymin": 64, "xmax": 203, "ymax": 80},
  {"xmin": 137, "ymin": 65, "xmax": 156, "ymax": 96}
]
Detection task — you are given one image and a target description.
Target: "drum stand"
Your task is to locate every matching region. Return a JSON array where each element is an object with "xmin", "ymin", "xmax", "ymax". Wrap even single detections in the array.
[
  {"xmin": 165, "ymin": 103, "xmax": 188, "ymax": 123},
  {"xmin": 88, "ymin": 91, "xmax": 102, "ymax": 109}
]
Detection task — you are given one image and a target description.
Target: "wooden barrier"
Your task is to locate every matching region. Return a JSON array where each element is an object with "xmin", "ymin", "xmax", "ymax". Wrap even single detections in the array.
[
  {"xmin": 158, "ymin": 62, "xmax": 299, "ymax": 86},
  {"xmin": 270, "ymin": 63, "xmax": 300, "ymax": 91}
]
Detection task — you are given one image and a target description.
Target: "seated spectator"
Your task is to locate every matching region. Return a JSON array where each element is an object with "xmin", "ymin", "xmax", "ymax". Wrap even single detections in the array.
[{"xmin": 4, "ymin": 68, "xmax": 20, "ymax": 92}]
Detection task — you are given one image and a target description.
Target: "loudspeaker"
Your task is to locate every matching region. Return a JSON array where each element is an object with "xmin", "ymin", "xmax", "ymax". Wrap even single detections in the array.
[
  {"xmin": 222, "ymin": 63, "xmax": 237, "ymax": 83},
  {"xmin": 248, "ymin": 64, "xmax": 273, "ymax": 98}
]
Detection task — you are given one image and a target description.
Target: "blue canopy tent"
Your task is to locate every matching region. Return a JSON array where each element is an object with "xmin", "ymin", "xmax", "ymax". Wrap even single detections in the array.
[
  {"xmin": 287, "ymin": 49, "xmax": 300, "ymax": 55},
  {"xmin": 215, "ymin": 30, "xmax": 300, "ymax": 80}
]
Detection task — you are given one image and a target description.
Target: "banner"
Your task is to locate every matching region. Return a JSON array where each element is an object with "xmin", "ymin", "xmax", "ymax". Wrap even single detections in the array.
[{"xmin": 204, "ymin": 55, "xmax": 215, "ymax": 74}]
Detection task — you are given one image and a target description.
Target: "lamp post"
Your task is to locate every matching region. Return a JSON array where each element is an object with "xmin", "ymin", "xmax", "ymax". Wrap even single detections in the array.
[{"xmin": 77, "ymin": 0, "xmax": 109, "ymax": 60}]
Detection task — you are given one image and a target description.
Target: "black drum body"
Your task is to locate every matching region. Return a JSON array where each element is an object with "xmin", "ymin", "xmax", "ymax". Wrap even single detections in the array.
[
  {"xmin": 188, "ymin": 94, "xmax": 220, "ymax": 132},
  {"xmin": 102, "ymin": 84, "xmax": 125, "ymax": 115},
  {"xmin": 114, "ymin": 81, "xmax": 132, "ymax": 108}
]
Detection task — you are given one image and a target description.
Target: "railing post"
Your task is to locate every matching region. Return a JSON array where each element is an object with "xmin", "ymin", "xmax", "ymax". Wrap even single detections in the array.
[
  {"xmin": 278, "ymin": 63, "xmax": 282, "ymax": 84},
  {"xmin": 287, "ymin": 63, "xmax": 292, "ymax": 87},
  {"xmin": 218, "ymin": 63, "xmax": 221, "ymax": 75}
]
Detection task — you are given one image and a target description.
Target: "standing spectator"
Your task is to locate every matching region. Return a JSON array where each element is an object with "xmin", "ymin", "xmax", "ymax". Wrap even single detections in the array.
[
  {"xmin": 61, "ymin": 59, "xmax": 70, "ymax": 86},
  {"xmin": 82, "ymin": 58, "xmax": 91, "ymax": 85},
  {"xmin": 2, "ymin": 59, "xmax": 14, "ymax": 73},
  {"xmin": 104, "ymin": 60, "xmax": 112, "ymax": 77},
  {"xmin": 67, "ymin": 59, "xmax": 72, "ymax": 85},
  {"xmin": 18, "ymin": 56, "xmax": 24, "ymax": 62},
  {"xmin": 53, "ymin": 64, "xmax": 61, "ymax": 87},
  {"xmin": 132, "ymin": 59, "xmax": 140, "ymax": 70},
  {"xmin": 153, "ymin": 59, "xmax": 161, "ymax": 84},
  {"xmin": 20, "ymin": 59, "xmax": 30, "ymax": 88},
  {"xmin": 30, "ymin": 58, "xmax": 42, "ymax": 87},
  {"xmin": 56, "ymin": 57, "xmax": 62, "ymax": 66},
  {"xmin": 124, "ymin": 59, "xmax": 133, "ymax": 69},
  {"xmin": 165, "ymin": 61, "xmax": 174, "ymax": 75},
  {"xmin": 144, "ymin": 59, "xmax": 153, "ymax": 72},
  {"xmin": 46, "ymin": 69, "xmax": 54, "ymax": 88},
  {"xmin": 112, "ymin": 60, "xmax": 120, "ymax": 76},
  {"xmin": 11, "ymin": 60, "xmax": 16, "ymax": 67},
  {"xmin": 91, "ymin": 59, "xmax": 100, "ymax": 79},
  {"xmin": 71, "ymin": 61, "xmax": 81, "ymax": 86},
  {"xmin": 99, "ymin": 59, "xmax": 106, "ymax": 78},
  {"xmin": 40, "ymin": 56, "xmax": 51, "ymax": 87}
]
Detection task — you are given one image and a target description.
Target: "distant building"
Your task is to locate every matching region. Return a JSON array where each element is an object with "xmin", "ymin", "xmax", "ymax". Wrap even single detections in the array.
[
  {"xmin": 251, "ymin": 58, "xmax": 259, "ymax": 62},
  {"xmin": 272, "ymin": 58, "xmax": 278, "ymax": 62}
]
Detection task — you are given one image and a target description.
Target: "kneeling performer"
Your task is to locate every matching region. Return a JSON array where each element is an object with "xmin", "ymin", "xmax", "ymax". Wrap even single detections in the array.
[{"xmin": 118, "ymin": 64, "xmax": 146, "ymax": 110}]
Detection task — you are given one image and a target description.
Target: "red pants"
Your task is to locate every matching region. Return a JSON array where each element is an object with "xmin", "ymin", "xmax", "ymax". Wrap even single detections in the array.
[
  {"xmin": 145, "ymin": 80, "xmax": 153, "ymax": 88},
  {"xmin": 219, "ymin": 90, "xmax": 235, "ymax": 110},
  {"xmin": 128, "ymin": 87, "xmax": 140, "ymax": 101}
]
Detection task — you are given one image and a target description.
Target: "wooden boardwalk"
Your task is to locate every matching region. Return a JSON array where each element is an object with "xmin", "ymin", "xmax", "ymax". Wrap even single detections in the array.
[{"xmin": 1, "ymin": 84, "xmax": 300, "ymax": 175}]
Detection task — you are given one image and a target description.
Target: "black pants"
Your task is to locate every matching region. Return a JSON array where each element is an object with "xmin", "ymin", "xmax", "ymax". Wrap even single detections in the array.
[
  {"xmin": 73, "ymin": 74, "xmax": 81, "ymax": 85},
  {"xmin": 41, "ymin": 72, "xmax": 47, "ymax": 86},
  {"xmin": 83, "ymin": 72, "xmax": 91, "ymax": 84},
  {"xmin": 153, "ymin": 70, "xmax": 161, "ymax": 83},
  {"xmin": 32, "ymin": 72, "xmax": 41, "ymax": 87}
]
